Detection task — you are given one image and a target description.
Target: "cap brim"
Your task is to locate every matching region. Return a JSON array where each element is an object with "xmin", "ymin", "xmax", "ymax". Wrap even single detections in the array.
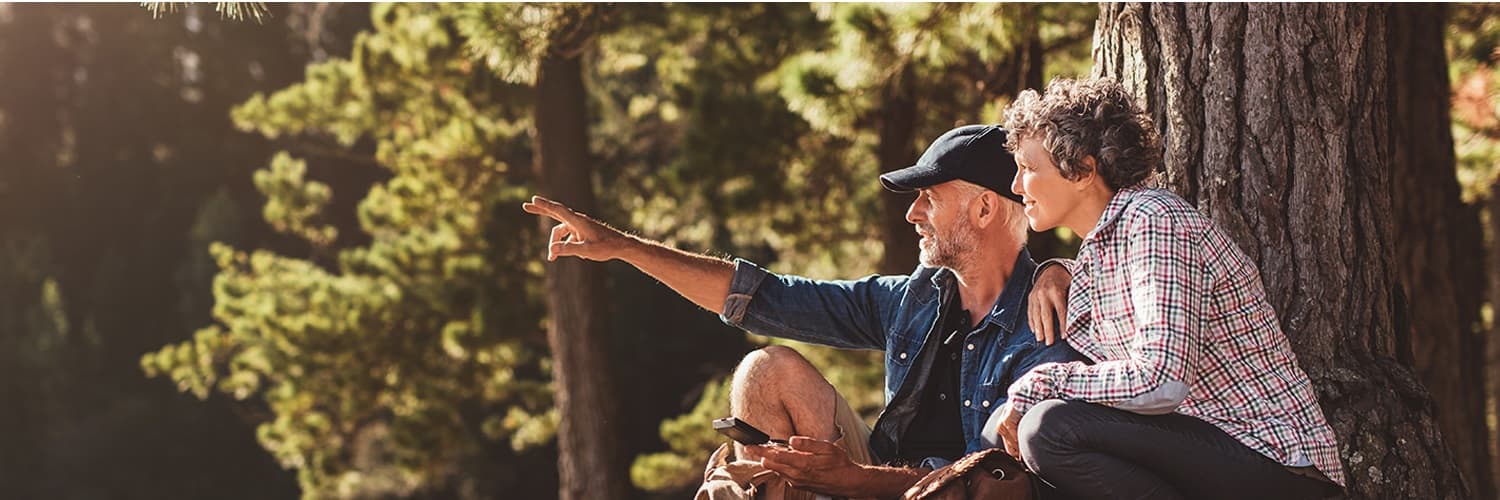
[{"xmin": 879, "ymin": 164, "xmax": 956, "ymax": 193}]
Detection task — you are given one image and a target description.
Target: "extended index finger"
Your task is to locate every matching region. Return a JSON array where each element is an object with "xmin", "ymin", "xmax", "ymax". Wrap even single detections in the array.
[{"xmin": 521, "ymin": 196, "xmax": 580, "ymax": 223}]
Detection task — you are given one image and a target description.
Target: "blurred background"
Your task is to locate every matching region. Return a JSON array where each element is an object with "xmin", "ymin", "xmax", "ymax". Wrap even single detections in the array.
[{"xmin": 0, "ymin": 3, "xmax": 1497, "ymax": 499}]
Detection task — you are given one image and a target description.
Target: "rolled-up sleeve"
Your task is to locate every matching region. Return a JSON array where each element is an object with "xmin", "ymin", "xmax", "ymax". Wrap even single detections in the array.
[
  {"xmin": 720, "ymin": 259, "xmax": 771, "ymax": 326},
  {"xmin": 718, "ymin": 258, "xmax": 907, "ymax": 351}
]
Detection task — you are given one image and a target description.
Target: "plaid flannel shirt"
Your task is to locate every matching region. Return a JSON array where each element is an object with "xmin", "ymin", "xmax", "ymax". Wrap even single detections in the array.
[{"xmin": 1007, "ymin": 186, "xmax": 1345, "ymax": 486}]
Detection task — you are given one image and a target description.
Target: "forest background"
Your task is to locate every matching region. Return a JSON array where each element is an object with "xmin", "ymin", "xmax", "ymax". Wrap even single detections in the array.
[{"xmin": 2, "ymin": 3, "xmax": 1498, "ymax": 499}]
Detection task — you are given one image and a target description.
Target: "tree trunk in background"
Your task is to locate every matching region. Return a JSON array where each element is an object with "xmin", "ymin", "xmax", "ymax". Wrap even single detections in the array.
[
  {"xmin": 1016, "ymin": 6, "xmax": 1044, "ymax": 98},
  {"xmin": 1389, "ymin": 5, "xmax": 1493, "ymax": 498},
  {"xmin": 1006, "ymin": 6, "xmax": 1072, "ymax": 261},
  {"xmin": 1490, "ymin": 181, "xmax": 1500, "ymax": 491},
  {"xmin": 533, "ymin": 48, "xmax": 628, "ymax": 500},
  {"xmin": 878, "ymin": 65, "xmax": 919, "ymax": 275},
  {"xmin": 1095, "ymin": 4, "xmax": 1465, "ymax": 497}
]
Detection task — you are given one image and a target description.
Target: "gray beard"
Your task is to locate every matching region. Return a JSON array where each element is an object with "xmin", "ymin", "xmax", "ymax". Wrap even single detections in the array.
[{"xmin": 918, "ymin": 220, "xmax": 979, "ymax": 273}]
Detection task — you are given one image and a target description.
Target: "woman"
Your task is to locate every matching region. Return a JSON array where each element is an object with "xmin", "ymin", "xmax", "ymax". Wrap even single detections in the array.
[{"xmin": 994, "ymin": 78, "xmax": 1343, "ymax": 499}]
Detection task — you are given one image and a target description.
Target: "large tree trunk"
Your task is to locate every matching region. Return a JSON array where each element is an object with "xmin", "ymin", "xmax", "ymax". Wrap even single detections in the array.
[
  {"xmin": 1388, "ymin": 5, "xmax": 1493, "ymax": 498},
  {"xmin": 533, "ymin": 48, "xmax": 628, "ymax": 500},
  {"xmin": 877, "ymin": 65, "xmax": 920, "ymax": 275},
  {"xmin": 1095, "ymin": 4, "xmax": 1465, "ymax": 498}
]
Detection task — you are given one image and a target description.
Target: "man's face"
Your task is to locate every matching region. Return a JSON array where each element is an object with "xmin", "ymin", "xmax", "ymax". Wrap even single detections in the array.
[
  {"xmin": 1010, "ymin": 137, "xmax": 1080, "ymax": 232},
  {"xmin": 906, "ymin": 181, "xmax": 981, "ymax": 270}
]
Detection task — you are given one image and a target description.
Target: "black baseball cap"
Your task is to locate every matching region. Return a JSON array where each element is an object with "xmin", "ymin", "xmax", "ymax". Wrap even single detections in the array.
[{"xmin": 878, "ymin": 124, "xmax": 1023, "ymax": 204}]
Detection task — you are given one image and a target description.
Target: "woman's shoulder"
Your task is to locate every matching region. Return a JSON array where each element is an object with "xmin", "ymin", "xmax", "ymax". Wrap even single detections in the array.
[{"xmin": 1116, "ymin": 187, "xmax": 1211, "ymax": 233}]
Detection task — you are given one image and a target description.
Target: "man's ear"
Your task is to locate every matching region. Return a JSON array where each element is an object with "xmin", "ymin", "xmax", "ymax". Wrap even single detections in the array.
[{"xmin": 972, "ymin": 191, "xmax": 998, "ymax": 228}]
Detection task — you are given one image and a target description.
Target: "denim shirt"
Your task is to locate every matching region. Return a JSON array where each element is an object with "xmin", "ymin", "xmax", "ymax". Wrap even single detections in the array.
[{"xmin": 719, "ymin": 248, "xmax": 1086, "ymax": 464}]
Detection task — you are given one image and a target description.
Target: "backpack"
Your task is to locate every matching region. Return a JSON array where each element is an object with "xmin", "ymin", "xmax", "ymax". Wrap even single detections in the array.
[{"xmin": 901, "ymin": 448, "xmax": 1041, "ymax": 500}]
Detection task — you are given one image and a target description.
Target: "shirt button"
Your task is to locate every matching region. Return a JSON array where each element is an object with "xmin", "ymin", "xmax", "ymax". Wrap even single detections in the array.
[
  {"xmin": 966, "ymin": 343, "xmax": 975, "ymax": 351},
  {"xmin": 982, "ymin": 400, "xmax": 991, "ymax": 408},
  {"xmin": 963, "ymin": 400, "xmax": 971, "ymax": 407},
  {"xmin": 899, "ymin": 352, "xmax": 908, "ymax": 360},
  {"xmin": 939, "ymin": 393, "xmax": 947, "ymax": 401}
]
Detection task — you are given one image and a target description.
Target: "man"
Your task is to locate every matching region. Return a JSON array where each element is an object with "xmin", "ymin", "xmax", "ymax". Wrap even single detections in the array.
[
  {"xmin": 997, "ymin": 78, "xmax": 1344, "ymax": 499},
  {"xmin": 523, "ymin": 125, "xmax": 1082, "ymax": 499}
]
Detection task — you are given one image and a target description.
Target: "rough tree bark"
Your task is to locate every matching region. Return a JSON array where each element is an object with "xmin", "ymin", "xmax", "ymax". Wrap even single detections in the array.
[
  {"xmin": 1389, "ymin": 5, "xmax": 1493, "ymax": 498},
  {"xmin": 532, "ymin": 10, "xmax": 628, "ymax": 500},
  {"xmin": 1094, "ymin": 4, "xmax": 1465, "ymax": 498}
]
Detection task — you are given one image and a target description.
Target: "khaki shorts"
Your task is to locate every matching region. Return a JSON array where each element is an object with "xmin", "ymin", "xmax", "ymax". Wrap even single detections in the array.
[
  {"xmin": 829, "ymin": 388, "xmax": 875, "ymax": 467},
  {"xmin": 697, "ymin": 387, "xmax": 875, "ymax": 500}
]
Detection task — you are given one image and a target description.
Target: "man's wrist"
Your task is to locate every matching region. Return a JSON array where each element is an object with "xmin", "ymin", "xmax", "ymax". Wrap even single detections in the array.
[
  {"xmin": 612, "ymin": 233, "xmax": 650, "ymax": 263},
  {"xmin": 843, "ymin": 464, "xmax": 930, "ymax": 498},
  {"xmin": 1031, "ymin": 258, "xmax": 1073, "ymax": 284}
]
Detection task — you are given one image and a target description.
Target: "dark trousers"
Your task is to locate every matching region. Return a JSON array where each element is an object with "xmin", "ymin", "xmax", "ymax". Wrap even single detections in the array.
[{"xmin": 1017, "ymin": 400, "xmax": 1339, "ymax": 500}]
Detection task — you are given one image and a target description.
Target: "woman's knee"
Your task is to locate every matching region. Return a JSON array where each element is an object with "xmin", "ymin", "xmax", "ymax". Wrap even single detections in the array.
[{"xmin": 1018, "ymin": 399, "xmax": 1088, "ymax": 471}]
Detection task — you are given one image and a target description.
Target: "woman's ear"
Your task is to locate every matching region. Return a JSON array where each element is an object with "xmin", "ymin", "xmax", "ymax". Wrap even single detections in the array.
[{"xmin": 1076, "ymin": 155, "xmax": 1101, "ymax": 190}]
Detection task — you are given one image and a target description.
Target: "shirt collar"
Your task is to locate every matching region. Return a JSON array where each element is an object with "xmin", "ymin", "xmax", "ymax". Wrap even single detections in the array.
[
  {"xmin": 1084, "ymin": 185, "xmax": 1147, "ymax": 243},
  {"xmin": 928, "ymin": 248, "xmax": 1036, "ymax": 334},
  {"xmin": 982, "ymin": 247, "xmax": 1036, "ymax": 333}
]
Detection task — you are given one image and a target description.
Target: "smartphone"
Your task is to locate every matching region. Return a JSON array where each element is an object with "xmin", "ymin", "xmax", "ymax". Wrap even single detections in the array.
[{"xmin": 712, "ymin": 417, "xmax": 788, "ymax": 447}]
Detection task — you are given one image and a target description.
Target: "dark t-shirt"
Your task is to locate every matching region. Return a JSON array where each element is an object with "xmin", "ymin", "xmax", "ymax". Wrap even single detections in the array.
[{"xmin": 895, "ymin": 301, "xmax": 971, "ymax": 464}]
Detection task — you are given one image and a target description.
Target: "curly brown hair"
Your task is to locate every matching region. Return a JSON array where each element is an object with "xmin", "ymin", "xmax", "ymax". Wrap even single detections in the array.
[{"xmin": 1002, "ymin": 78, "xmax": 1162, "ymax": 191}]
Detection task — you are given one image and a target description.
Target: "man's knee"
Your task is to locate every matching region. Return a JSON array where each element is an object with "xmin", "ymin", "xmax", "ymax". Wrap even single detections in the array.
[
  {"xmin": 732, "ymin": 345, "xmax": 813, "ymax": 388},
  {"xmin": 729, "ymin": 345, "xmax": 838, "ymax": 444},
  {"xmin": 741, "ymin": 344, "xmax": 805, "ymax": 368},
  {"xmin": 1018, "ymin": 399, "xmax": 1086, "ymax": 472}
]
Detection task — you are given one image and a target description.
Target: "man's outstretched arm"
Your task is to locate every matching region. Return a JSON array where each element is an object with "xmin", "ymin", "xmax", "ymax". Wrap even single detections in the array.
[{"xmin": 522, "ymin": 195, "xmax": 733, "ymax": 314}]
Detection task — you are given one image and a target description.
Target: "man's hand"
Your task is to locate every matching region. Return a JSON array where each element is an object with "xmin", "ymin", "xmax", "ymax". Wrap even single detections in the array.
[
  {"xmin": 1028, "ymin": 263, "xmax": 1071, "ymax": 345},
  {"xmin": 521, "ymin": 196, "xmax": 628, "ymax": 262},
  {"xmin": 757, "ymin": 437, "xmax": 863, "ymax": 495},
  {"xmin": 995, "ymin": 402, "xmax": 1023, "ymax": 461}
]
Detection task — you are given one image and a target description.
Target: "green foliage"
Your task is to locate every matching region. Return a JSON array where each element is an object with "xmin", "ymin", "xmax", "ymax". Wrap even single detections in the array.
[
  {"xmin": 773, "ymin": 3, "xmax": 1091, "ymax": 138},
  {"xmin": 139, "ymin": 3, "xmax": 1101, "ymax": 497},
  {"xmin": 631, "ymin": 377, "xmax": 734, "ymax": 491},
  {"xmin": 255, "ymin": 153, "xmax": 338, "ymax": 247},
  {"xmin": 1037, "ymin": 4, "xmax": 1097, "ymax": 82},
  {"xmin": 233, "ymin": 59, "xmax": 375, "ymax": 146},
  {"xmin": 145, "ymin": 4, "xmax": 553, "ymax": 498},
  {"xmin": 447, "ymin": 3, "xmax": 614, "ymax": 84}
]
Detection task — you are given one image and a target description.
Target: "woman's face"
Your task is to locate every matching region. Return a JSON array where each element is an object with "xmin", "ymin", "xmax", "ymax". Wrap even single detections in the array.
[{"xmin": 1010, "ymin": 137, "xmax": 1083, "ymax": 232}]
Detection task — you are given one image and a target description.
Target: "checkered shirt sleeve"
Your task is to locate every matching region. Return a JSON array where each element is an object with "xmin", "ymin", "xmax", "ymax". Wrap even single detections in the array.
[
  {"xmin": 1007, "ymin": 203, "xmax": 1203, "ymax": 415},
  {"xmin": 1007, "ymin": 188, "xmax": 1346, "ymax": 486}
]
